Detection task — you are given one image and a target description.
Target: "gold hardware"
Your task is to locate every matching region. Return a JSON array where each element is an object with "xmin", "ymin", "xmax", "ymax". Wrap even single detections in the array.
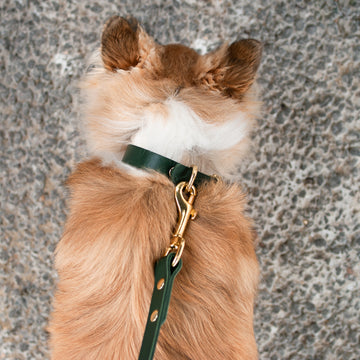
[
  {"xmin": 164, "ymin": 235, "xmax": 186, "ymax": 268},
  {"xmin": 150, "ymin": 310, "xmax": 159, "ymax": 322},
  {"xmin": 173, "ymin": 182, "xmax": 197, "ymax": 238},
  {"xmin": 212, "ymin": 174, "xmax": 221, "ymax": 182},
  {"xmin": 157, "ymin": 278, "xmax": 165, "ymax": 290},
  {"xmin": 186, "ymin": 165, "xmax": 198, "ymax": 193},
  {"xmin": 165, "ymin": 166, "xmax": 198, "ymax": 267}
]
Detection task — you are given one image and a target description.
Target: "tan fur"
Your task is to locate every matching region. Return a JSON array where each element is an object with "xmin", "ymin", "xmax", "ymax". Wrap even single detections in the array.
[
  {"xmin": 49, "ymin": 160, "xmax": 258, "ymax": 359},
  {"xmin": 49, "ymin": 16, "xmax": 262, "ymax": 359}
]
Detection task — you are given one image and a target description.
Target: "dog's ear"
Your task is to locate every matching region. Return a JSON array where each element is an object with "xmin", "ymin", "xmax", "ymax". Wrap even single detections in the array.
[
  {"xmin": 196, "ymin": 39, "xmax": 262, "ymax": 99},
  {"xmin": 101, "ymin": 16, "xmax": 142, "ymax": 71},
  {"xmin": 222, "ymin": 39, "xmax": 262, "ymax": 97}
]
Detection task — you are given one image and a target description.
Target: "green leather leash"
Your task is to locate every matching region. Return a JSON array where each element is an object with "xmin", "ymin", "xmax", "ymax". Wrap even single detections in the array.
[
  {"xmin": 138, "ymin": 253, "xmax": 182, "ymax": 360},
  {"xmin": 122, "ymin": 145, "xmax": 211, "ymax": 360}
]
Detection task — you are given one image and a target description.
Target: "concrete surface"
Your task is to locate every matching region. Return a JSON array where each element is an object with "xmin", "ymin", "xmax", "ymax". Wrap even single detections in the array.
[{"xmin": 1, "ymin": 0, "xmax": 359, "ymax": 359}]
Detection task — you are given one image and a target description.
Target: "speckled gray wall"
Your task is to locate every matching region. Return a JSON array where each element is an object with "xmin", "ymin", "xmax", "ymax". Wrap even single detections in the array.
[{"xmin": 1, "ymin": 0, "xmax": 359, "ymax": 359}]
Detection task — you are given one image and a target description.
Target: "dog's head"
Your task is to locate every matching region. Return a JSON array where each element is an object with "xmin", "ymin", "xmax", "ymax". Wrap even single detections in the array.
[{"xmin": 81, "ymin": 16, "xmax": 262, "ymax": 179}]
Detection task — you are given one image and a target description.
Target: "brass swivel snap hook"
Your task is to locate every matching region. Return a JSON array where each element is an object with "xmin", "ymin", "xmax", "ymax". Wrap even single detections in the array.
[{"xmin": 164, "ymin": 166, "xmax": 198, "ymax": 267}]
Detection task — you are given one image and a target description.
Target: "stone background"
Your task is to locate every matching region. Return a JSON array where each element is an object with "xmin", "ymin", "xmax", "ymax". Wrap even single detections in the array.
[{"xmin": 1, "ymin": 0, "xmax": 359, "ymax": 359}]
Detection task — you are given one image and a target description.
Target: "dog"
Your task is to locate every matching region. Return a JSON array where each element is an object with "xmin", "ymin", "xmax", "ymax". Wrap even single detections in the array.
[{"xmin": 48, "ymin": 16, "xmax": 262, "ymax": 359}]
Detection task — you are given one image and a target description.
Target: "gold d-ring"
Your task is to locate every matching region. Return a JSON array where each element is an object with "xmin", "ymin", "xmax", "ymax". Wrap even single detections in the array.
[{"xmin": 186, "ymin": 166, "xmax": 198, "ymax": 193}]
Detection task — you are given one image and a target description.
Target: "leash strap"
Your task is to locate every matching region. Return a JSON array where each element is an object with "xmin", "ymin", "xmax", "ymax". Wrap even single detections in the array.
[
  {"xmin": 122, "ymin": 144, "xmax": 212, "ymax": 187},
  {"xmin": 138, "ymin": 253, "xmax": 182, "ymax": 360},
  {"xmin": 124, "ymin": 147, "xmax": 206, "ymax": 359}
]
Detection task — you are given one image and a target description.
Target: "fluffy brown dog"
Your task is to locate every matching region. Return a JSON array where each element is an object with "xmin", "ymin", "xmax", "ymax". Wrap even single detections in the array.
[{"xmin": 48, "ymin": 16, "xmax": 262, "ymax": 359}]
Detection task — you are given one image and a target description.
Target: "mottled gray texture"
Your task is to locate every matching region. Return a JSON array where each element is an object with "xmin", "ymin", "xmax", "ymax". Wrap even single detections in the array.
[{"xmin": 1, "ymin": 0, "xmax": 359, "ymax": 359}]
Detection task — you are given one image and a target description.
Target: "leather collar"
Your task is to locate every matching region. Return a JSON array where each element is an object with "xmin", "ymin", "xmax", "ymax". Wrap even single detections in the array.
[{"xmin": 122, "ymin": 144, "xmax": 213, "ymax": 187}]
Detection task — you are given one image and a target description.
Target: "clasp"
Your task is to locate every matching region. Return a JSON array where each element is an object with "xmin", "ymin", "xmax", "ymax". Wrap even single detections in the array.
[
  {"xmin": 164, "ymin": 167, "xmax": 198, "ymax": 267},
  {"xmin": 173, "ymin": 181, "xmax": 197, "ymax": 239}
]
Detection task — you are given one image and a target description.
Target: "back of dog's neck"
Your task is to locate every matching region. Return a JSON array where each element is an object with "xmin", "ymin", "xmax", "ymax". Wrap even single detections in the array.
[{"xmin": 131, "ymin": 98, "xmax": 250, "ymax": 164}]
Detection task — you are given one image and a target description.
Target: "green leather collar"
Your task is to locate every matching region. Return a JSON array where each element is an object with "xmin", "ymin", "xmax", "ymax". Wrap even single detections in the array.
[{"xmin": 122, "ymin": 144, "xmax": 212, "ymax": 186}]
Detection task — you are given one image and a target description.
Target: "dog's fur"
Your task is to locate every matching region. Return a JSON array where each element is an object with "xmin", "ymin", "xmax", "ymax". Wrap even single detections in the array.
[{"xmin": 48, "ymin": 16, "xmax": 262, "ymax": 359}]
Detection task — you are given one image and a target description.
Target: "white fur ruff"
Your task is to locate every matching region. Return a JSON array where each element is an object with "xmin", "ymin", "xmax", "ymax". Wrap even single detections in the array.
[{"xmin": 132, "ymin": 99, "xmax": 250, "ymax": 163}]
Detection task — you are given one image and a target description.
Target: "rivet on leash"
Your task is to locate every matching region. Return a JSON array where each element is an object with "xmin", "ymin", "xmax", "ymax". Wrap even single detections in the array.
[
  {"xmin": 157, "ymin": 279, "xmax": 165, "ymax": 290},
  {"xmin": 150, "ymin": 310, "xmax": 159, "ymax": 322}
]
